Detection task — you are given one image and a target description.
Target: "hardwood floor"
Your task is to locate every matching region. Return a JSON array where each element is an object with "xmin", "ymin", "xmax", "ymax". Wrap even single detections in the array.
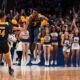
[{"xmin": 0, "ymin": 66, "xmax": 80, "ymax": 80}]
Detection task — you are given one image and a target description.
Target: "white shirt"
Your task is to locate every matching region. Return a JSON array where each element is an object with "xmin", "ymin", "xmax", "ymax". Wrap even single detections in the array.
[{"xmin": 8, "ymin": 34, "xmax": 17, "ymax": 48}]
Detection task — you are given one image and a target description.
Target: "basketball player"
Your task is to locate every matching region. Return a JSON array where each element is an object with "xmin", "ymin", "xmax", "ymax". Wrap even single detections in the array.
[
  {"xmin": 31, "ymin": 28, "xmax": 45, "ymax": 64},
  {"xmin": 31, "ymin": 28, "xmax": 42, "ymax": 64},
  {"xmin": 0, "ymin": 10, "xmax": 20, "ymax": 75},
  {"xmin": 28, "ymin": 10, "xmax": 48, "ymax": 61}
]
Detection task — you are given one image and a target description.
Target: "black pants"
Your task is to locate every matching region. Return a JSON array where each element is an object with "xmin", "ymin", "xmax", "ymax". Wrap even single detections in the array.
[
  {"xmin": 16, "ymin": 51, "xmax": 22, "ymax": 61},
  {"xmin": 11, "ymin": 47, "xmax": 15, "ymax": 61}
]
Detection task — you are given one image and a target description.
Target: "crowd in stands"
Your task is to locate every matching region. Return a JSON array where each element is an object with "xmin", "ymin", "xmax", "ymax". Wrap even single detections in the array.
[{"xmin": 0, "ymin": 8, "xmax": 80, "ymax": 67}]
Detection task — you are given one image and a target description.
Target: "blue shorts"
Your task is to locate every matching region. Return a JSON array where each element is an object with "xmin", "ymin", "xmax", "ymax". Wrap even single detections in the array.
[{"xmin": 34, "ymin": 27, "xmax": 39, "ymax": 43}]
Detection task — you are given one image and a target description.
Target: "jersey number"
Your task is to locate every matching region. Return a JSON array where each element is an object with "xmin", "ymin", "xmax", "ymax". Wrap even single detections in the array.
[{"xmin": 0, "ymin": 30, "xmax": 5, "ymax": 37}]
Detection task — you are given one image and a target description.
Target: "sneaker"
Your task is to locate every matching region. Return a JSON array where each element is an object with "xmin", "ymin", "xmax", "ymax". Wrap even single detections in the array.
[
  {"xmin": 0, "ymin": 61, "xmax": 4, "ymax": 66},
  {"xmin": 45, "ymin": 61, "xmax": 47, "ymax": 65},
  {"xmin": 46, "ymin": 61, "xmax": 49, "ymax": 66},
  {"xmin": 65, "ymin": 64, "xmax": 67, "ymax": 67},
  {"xmin": 71, "ymin": 64, "xmax": 73, "ymax": 67},
  {"xmin": 54, "ymin": 61, "xmax": 57, "ymax": 65},
  {"xmin": 17, "ymin": 60, "xmax": 21, "ymax": 66},
  {"xmin": 31, "ymin": 60, "xmax": 36, "ymax": 64},
  {"xmin": 17, "ymin": 63, "xmax": 21, "ymax": 66},
  {"xmin": 9, "ymin": 68, "xmax": 14, "ymax": 76},
  {"xmin": 50, "ymin": 60, "xmax": 54, "ymax": 65},
  {"xmin": 36, "ymin": 58, "xmax": 40, "ymax": 64},
  {"xmin": 76, "ymin": 64, "xmax": 78, "ymax": 67}
]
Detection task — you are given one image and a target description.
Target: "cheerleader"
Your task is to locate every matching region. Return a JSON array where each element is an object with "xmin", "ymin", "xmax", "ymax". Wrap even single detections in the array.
[
  {"xmin": 50, "ymin": 26, "xmax": 58, "ymax": 65},
  {"xmin": 61, "ymin": 30, "xmax": 71, "ymax": 67},
  {"xmin": 43, "ymin": 27, "xmax": 51, "ymax": 65},
  {"xmin": 19, "ymin": 23, "xmax": 30, "ymax": 65},
  {"xmin": 71, "ymin": 28, "xmax": 80, "ymax": 67}
]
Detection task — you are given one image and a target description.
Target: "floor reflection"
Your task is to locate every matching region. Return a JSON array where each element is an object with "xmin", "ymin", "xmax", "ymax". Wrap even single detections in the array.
[{"xmin": 0, "ymin": 66, "xmax": 80, "ymax": 80}]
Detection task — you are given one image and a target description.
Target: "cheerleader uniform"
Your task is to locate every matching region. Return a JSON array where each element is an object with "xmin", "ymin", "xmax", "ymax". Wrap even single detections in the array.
[
  {"xmin": 72, "ymin": 35, "xmax": 80, "ymax": 50},
  {"xmin": 20, "ymin": 30, "xmax": 30, "ymax": 45},
  {"xmin": 43, "ymin": 34, "xmax": 51, "ymax": 47},
  {"xmin": 51, "ymin": 32, "xmax": 58, "ymax": 45},
  {"xmin": 63, "ymin": 39, "xmax": 71, "ymax": 53}
]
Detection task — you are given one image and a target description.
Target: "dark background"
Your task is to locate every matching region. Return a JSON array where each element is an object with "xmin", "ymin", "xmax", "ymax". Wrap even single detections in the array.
[{"xmin": 0, "ymin": 0, "xmax": 80, "ymax": 14}]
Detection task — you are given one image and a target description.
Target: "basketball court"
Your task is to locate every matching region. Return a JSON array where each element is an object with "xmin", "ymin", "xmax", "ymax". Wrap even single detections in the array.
[{"xmin": 0, "ymin": 66, "xmax": 80, "ymax": 80}]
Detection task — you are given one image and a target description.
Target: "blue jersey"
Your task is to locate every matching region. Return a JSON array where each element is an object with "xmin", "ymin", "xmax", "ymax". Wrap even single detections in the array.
[{"xmin": 29, "ymin": 18, "xmax": 42, "ymax": 29}]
